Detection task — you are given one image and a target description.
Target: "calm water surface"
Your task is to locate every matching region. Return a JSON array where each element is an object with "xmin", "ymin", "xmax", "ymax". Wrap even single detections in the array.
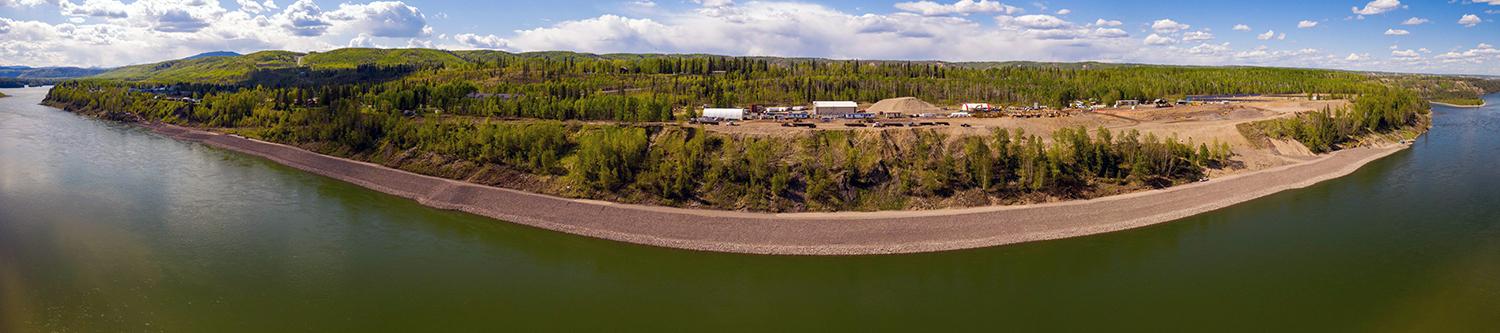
[{"xmin": 2, "ymin": 86, "xmax": 1498, "ymax": 331}]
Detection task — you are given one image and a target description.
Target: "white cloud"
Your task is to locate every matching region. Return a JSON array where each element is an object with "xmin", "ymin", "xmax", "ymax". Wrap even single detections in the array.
[
  {"xmin": 1187, "ymin": 42, "xmax": 1231, "ymax": 55},
  {"xmin": 1234, "ymin": 46, "xmax": 1319, "ymax": 62},
  {"xmin": 0, "ymin": 0, "xmax": 53, "ymax": 7},
  {"xmin": 1297, "ymin": 20, "xmax": 1318, "ymax": 29},
  {"xmin": 1181, "ymin": 30, "xmax": 1213, "ymax": 41},
  {"xmin": 1257, "ymin": 30, "xmax": 1274, "ymax": 40},
  {"xmin": 1055, "ymin": 9, "xmax": 1070, "ymax": 15},
  {"xmin": 1458, "ymin": 14, "xmax": 1481, "ymax": 27},
  {"xmin": 277, "ymin": 0, "xmax": 330, "ymax": 36},
  {"xmin": 1351, "ymin": 0, "xmax": 1401, "ymax": 16},
  {"xmin": 1150, "ymin": 18, "xmax": 1189, "ymax": 33},
  {"xmin": 691, "ymin": 0, "xmax": 733, "ymax": 7},
  {"xmin": 405, "ymin": 38, "xmax": 431, "ymax": 48},
  {"xmin": 1233, "ymin": 24, "xmax": 1250, "ymax": 31},
  {"xmin": 491, "ymin": 2, "xmax": 1148, "ymax": 64},
  {"xmin": 1, "ymin": 0, "xmax": 1495, "ymax": 75},
  {"xmin": 1346, "ymin": 53, "xmax": 1370, "ymax": 61},
  {"xmin": 454, "ymin": 33, "xmax": 510, "ymax": 50},
  {"xmin": 0, "ymin": 0, "xmax": 445, "ymax": 67},
  {"xmin": 893, "ymin": 0, "xmax": 1019, "ymax": 16},
  {"xmin": 348, "ymin": 33, "xmax": 375, "ymax": 47},
  {"xmin": 59, "ymin": 0, "xmax": 128, "ymax": 19},
  {"xmin": 1384, "ymin": 28, "xmax": 1409, "ymax": 35},
  {"xmin": 324, "ymin": 1, "xmax": 431, "ymax": 38},
  {"xmin": 1092, "ymin": 27, "xmax": 1127, "ymax": 38},
  {"xmin": 1012, "ymin": 15, "xmax": 1068, "ymax": 29},
  {"xmin": 56, "ymin": 0, "xmax": 230, "ymax": 33},
  {"xmin": 1434, "ymin": 43, "xmax": 1500, "ymax": 64},
  {"xmin": 1400, "ymin": 17, "xmax": 1427, "ymax": 25},
  {"xmin": 235, "ymin": 0, "xmax": 277, "ymax": 14},
  {"xmin": 1143, "ymin": 33, "xmax": 1176, "ymax": 45},
  {"xmin": 1392, "ymin": 49, "xmax": 1420, "ymax": 59}
]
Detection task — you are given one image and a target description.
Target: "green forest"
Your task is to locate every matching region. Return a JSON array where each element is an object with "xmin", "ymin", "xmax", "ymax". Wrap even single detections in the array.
[
  {"xmin": 1383, "ymin": 74, "xmax": 1500, "ymax": 106},
  {"xmin": 42, "ymin": 48, "xmax": 1440, "ymax": 211}
]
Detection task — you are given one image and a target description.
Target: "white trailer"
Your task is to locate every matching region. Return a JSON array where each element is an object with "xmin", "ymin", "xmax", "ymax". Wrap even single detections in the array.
[{"xmin": 702, "ymin": 108, "xmax": 746, "ymax": 120}]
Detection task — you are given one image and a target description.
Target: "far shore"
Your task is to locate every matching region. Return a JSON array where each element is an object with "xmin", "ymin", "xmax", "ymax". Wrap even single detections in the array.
[
  {"xmin": 1429, "ymin": 100, "xmax": 1487, "ymax": 108},
  {"xmin": 133, "ymin": 122, "xmax": 1412, "ymax": 255}
]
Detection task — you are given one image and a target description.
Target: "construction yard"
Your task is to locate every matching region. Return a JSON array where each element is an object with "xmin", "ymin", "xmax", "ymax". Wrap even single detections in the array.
[{"xmin": 696, "ymin": 96, "xmax": 1349, "ymax": 177}]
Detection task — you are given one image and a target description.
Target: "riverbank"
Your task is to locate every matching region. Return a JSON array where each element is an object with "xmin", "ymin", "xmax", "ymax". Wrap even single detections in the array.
[
  {"xmin": 1429, "ymin": 100, "xmax": 1486, "ymax": 108},
  {"xmin": 135, "ymin": 121, "xmax": 1411, "ymax": 255}
]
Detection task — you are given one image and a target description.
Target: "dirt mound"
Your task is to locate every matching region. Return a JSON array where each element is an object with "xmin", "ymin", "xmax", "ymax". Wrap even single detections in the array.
[{"xmin": 868, "ymin": 97, "xmax": 939, "ymax": 115}]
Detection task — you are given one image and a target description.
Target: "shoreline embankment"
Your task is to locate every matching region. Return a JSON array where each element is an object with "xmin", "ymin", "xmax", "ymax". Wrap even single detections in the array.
[{"xmin": 136, "ymin": 122, "xmax": 1411, "ymax": 255}]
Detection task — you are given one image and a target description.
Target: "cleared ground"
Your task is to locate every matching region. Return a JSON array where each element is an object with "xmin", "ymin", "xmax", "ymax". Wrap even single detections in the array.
[{"xmin": 701, "ymin": 98, "xmax": 1348, "ymax": 177}]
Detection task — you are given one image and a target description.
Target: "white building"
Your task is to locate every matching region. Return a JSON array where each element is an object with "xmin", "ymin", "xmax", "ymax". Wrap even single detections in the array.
[
  {"xmin": 813, "ymin": 101, "xmax": 858, "ymax": 116},
  {"xmin": 702, "ymin": 108, "xmax": 746, "ymax": 120}
]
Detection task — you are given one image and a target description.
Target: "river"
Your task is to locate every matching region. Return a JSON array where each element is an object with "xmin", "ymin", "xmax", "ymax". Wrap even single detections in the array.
[{"xmin": 2, "ymin": 86, "xmax": 1497, "ymax": 331}]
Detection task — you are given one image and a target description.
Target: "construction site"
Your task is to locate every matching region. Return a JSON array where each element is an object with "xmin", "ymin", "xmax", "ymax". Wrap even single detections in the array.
[{"xmin": 691, "ymin": 95, "xmax": 1348, "ymax": 176}]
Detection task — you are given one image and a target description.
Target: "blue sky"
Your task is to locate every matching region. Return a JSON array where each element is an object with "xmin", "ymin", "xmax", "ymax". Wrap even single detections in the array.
[{"xmin": 2, "ymin": 0, "xmax": 1498, "ymax": 74}]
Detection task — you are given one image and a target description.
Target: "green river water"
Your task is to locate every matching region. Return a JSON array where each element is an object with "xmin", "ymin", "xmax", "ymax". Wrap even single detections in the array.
[{"xmin": 2, "ymin": 86, "xmax": 1498, "ymax": 331}]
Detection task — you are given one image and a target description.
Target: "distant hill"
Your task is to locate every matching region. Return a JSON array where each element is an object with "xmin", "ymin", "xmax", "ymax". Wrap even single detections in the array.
[
  {"xmin": 95, "ymin": 48, "xmax": 1148, "ymax": 84},
  {"xmin": 0, "ymin": 66, "xmax": 108, "ymax": 79},
  {"xmin": 95, "ymin": 48, "xmax": 477, "ymax": 84},
  {"xmin": 185, "ymin": 51, "xmax": 242, "ymax": 60},
  {"xmin": 0, "ymin": 66, "xmax": 110, "ymax": 87},
  {"xmin": 94, "ymin": 50, "xmax": 302, "ymax": 83},
  {"xmin": 86, "ymin": 47, "xmax": 1500, "ymax": 96}
]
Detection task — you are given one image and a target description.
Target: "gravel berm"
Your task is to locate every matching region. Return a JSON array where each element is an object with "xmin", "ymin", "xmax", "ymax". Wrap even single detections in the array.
[{"xmin": 147, "ymin": 123, "xmax": 1410, "ymax": 255}]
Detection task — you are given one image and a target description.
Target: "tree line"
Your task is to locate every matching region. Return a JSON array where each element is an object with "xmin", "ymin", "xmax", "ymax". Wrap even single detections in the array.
[
  {"xmin": 48, "ymin": 79, "xmax": 1236, "ymax": 211},
  {"xmin": 92, "ymin": 51, "xmax": 1400, "ymax": 123},
  {"xmin": 1242, "ymin": 87, "xmax": 1428, "ymax": 153}
]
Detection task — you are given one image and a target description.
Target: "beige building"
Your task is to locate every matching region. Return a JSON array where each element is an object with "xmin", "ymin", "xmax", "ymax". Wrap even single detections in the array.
[{"xmin": 812, "ymin": 101, "xmax": 858, "ymax": 116}]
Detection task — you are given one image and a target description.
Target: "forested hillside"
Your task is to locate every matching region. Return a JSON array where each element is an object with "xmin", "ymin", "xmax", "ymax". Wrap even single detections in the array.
[
  {"xmin": 44, "ymin": 48, "xmax": 1435, "ymax": 212},
  {"xmin": 0, "ymin": 66, "xmax": 109, "ymax": 88},
  {"xmin": 89, "ymin": 48, "xmax": 1389, "ymax": 109},
  {"xmin": 0, "ymin": 66, "xmax": 107, "ymax": 79},
  {"xmin": 1380, "ymin": 74, "xmax": 1500, "ymax": 106}
]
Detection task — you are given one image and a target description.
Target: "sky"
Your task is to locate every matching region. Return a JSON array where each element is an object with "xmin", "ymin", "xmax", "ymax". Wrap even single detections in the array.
[{"xmin": 2, "ymin": 0, "xmax": 1498, "ymax": 75}]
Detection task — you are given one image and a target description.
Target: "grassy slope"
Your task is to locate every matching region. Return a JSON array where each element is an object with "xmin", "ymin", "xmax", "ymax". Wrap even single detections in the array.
[
  {"xmin": 94, "ymin": 51, "xmax": 302, "ymax": 83},
  {"xmin": 93, "ymin": 49, "xmax": 472, "ymax": 84},
  {"xmin": 300, "ymin": 48, "xmax": 468, "ymax": 69}
]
